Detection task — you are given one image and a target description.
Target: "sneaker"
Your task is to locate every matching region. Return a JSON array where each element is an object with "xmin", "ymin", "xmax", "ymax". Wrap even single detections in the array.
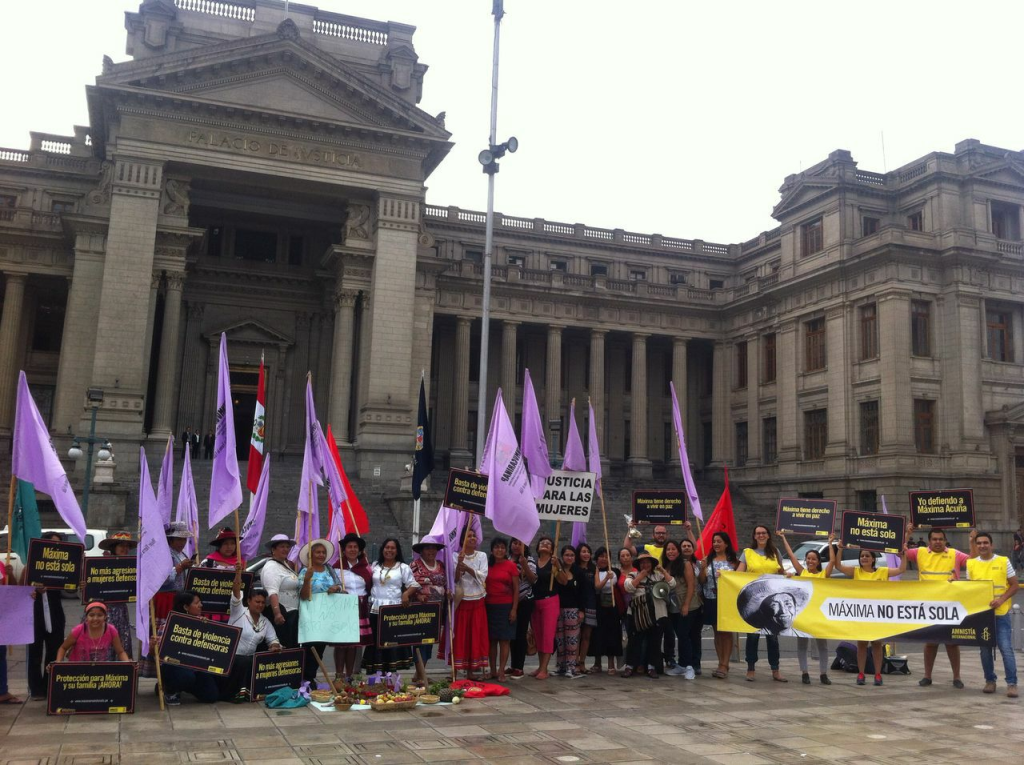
[
  {"xmin": 918, "ymin": 677, "xmax": 933, "ymax": 687},
  {"xmin": 693, "ymin": 667, "xmax": 702, "ymax": 676},
  {"xmin": 665, "ymin": 659, "xmax": 677, "ymax": 669},
  {"xmin": 566, "ymin": 669, "xmax": 584, "ymax": 680},
  {"xmin": 820, "ymin": 674, "xmax": 831, "ymax": 685},
  {"xmin": 509, "ymin": 669, "xmax": 524, "ymax": 679},
  {"xmin": 874, "ymin": 675, "xmax": 883, "ymax": 687},
  {"xmin": 983, "ymin": 682, "xmax": 996, "ymax": 694},
  {"xmin": 164, "ymin": 693, "xmax": 181, "ymax": 706},
  {"xmin": 647, "ymin": 668, "xmax": 658, "ymax": 679},
  {"xmin": 1008, "ymin": 685, "xmax": 1018, "ymax": 698},
  {"xmin": 856, "ymin": 674, "xmax": 866, "ymax": 686},
  {"xmin": 683, "ymin": 666, "xmax": 696, "ymax": 680},
  {"xmin": 952, "ymin": 679, "xmax": 965, "ymax": 689},
  {"xmin": 665, "ymin": 665, "xmax": 686, "ymax": 676},
  {"xmin": 801, "ymin": 672, "xmax": 811, "ymax": 685}
]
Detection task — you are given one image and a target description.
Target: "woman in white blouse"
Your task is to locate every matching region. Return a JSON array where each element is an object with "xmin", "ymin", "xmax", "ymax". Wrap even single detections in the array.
[
  {"xmin": 361, "ymin": 537, "xmax": 420, "ymax": 674},
  {"xmin": 222, "ymin": 563, "xmax": 281, "ymax": 702},
  {"xmin": 260, "ymin": 534, "xmax": 314, "ymax": 682},
  {"xmin": 449, "ymin": 529, "xmax": 489, "ymax": 680}
]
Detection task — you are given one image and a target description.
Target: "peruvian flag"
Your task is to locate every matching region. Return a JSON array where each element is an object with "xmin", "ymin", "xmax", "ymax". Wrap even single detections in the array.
[{"xmin": 246, "ymin": 352, "xmax": 266, "ymax": 494}]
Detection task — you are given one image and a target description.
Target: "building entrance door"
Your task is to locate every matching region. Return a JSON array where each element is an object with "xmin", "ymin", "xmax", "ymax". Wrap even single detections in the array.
[{"xmin": 230, "ymin": 367, "xmax": 260, "ymax": 461}]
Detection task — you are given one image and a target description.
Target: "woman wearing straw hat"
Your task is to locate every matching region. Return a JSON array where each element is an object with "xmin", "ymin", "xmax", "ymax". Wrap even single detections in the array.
[
  {"xmin": 363, "ymin": 538, "xmax": 420, "ymax": 674},
  {"xmin": 141, "ymin": 522, "xmax": 194, "ymax": 678},
  {"xmin": 298, "ymin": 537, "xmax": 343, "ymax": 674},
  {"xmin": 334, "ymin": 533, "xmax": 373, "ymax": 685},
  {"xmin": 261, "ymin": 534, "xmax": 301, "ymax": 655},
  {"xmin": 622, "ymin": 551, "xmax": 675, "ymax": 678},
  {"xmin": 90, "ymin": 531, "xmax": 137, "ymax": 659}
]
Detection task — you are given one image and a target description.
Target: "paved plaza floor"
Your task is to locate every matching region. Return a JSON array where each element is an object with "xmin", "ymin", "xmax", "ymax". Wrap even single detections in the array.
[{"xmin": 1, "ymin": 644, "xmax": 1020, "ymax": 765}]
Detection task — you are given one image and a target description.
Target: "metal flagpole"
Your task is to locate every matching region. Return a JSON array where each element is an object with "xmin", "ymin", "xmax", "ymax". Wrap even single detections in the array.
[{"xmin": 473, "ymin": 1, "xmax": 506, "ymax": 468}]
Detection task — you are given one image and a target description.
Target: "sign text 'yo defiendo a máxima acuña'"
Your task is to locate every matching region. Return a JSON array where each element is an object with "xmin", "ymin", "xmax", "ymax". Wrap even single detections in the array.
[{"xmin": 535, "ymin": 470, "xmax": 596, "ymax": 522}]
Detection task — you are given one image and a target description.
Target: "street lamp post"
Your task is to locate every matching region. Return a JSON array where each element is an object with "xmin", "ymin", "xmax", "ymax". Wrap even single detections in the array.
[
  {"xmin": 67, "ymin": 387, "xmax": 111, "ymax": 523},
  {"xmin": 474, "ymin": 0, "xmax": 518, "ymax": 467}
]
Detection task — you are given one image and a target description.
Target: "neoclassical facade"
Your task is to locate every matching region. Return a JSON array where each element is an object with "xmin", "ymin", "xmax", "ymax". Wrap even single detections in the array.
[{"xmin": 1, "ymin": 0, "xmax": 1023, "ymax": 532}]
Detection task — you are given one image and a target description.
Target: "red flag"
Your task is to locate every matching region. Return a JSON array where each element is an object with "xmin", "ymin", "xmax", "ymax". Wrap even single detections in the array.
[
  {"xmin": 697, "ymin": 466, "xmax": 737, "ymax": 558},
  {"xmin": 326, "ymin": 424, "xmax": 370, "ymax": 535},
  {"xmin": 246, "ymin": 353, "xmax": 266, "ymax": 494}
]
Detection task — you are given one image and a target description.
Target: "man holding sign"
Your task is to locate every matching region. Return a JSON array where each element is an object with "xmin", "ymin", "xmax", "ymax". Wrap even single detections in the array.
[
  {"xmin": 966, "ymin": 530, "xmax": 1019, "ymax": 698},
  {"xmin": 905, "ymin": 526, "xmax": 969, "ymax": 689}
]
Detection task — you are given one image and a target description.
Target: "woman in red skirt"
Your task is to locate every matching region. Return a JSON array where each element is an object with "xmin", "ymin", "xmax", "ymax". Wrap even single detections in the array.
[
  {"xmin": 449, "ymin": 529, "xmax": 489, "ymax": 680},
  {"xmin": 334, "ymin": 533, "xmax": 373, "ymax": 684}
]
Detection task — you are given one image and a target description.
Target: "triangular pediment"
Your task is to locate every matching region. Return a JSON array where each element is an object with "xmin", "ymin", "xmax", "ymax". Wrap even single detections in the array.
[
  {"xmin": 208, "ymin": 319, "xmax": 294, "ymax": 347},
  {"xmin": 970, "ymin": 159, "xmax": 1024, "ymax": 187},
  {"xmin": 772, "ymin": 180, "xmax": 837, "ymax": 219},
  {"xmin": 985, "ymin": 401, "xmax": 1024, "ymax": 427},
  {"xmin": 95, "ymin": 23, "xmax": 450, "ymax": 141}
]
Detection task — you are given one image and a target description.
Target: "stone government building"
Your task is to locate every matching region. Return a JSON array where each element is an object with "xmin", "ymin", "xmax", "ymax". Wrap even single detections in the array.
[{"xmin": 1, "ymin": 0, "xmax": 1023, "ymax": 535}]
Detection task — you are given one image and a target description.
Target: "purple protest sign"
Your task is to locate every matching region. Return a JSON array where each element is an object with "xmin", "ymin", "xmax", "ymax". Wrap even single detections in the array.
[{"xmin": 0, "ymin": 585, "xmax": 36, "ymax": 644}]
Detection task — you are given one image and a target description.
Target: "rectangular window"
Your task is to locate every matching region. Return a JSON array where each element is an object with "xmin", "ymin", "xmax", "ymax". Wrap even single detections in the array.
[
  {"xmin": 51, "ymin": 200, "xmax": 75, "ymax": 214},
  {"xmin": 763, "ymin": 333, "xmax": 776, "ymax": 383},
  {"xmin": 32, "ymin": 298, "xmax": 65, "ymax": 352},
  {"xmin": 0, "ymin": 194, "xmax": 15, "ymax": 208},
  {"xmin": 735, "ymin": 422, "xmax": 748, "ymax": 467},
  {"xmin": 628, "ymin": 269, "xmax": 647, "ymax": 281},
  {"xmin": 862, "ymin": 216, "xmax": 880, "ymax": 236},
  {"xmin": 709, "ymin": 278, "xmax": 725, "ymax": 290},
  {"xmin": 735, "ymin": 341, "xmax": 748, "ymax": 388},
  {"xmin": 857, "ymin": 490, "xmax": 877, "ymax": 512},
  {"xmin": 464, "ymin": 249, "xmax": 483, "ymax": 265},
  {"xmin": 804, "ymin": 409, "xmax": 828, "ymax": 460},
  {"xmin": 206, "ymin": 226, "xmax": 223, "ymax": 257},
  {"xmin": 987, "ymin": 309, "xmax": 1014, "ymax": 362},
  {"xmin": 234, "ymin": 228, "xmax": 277, "ymax": 263},
  {"xmin": 859, "ymin": 303, "xmax": 878, "ymax": 360},
  {"xmin": 859, "ymin": 400, "xmax": 879, "ymax": 456},
  {"xmin": 804, "ymin": 318, "xmax": 826, "ymax": 372},
  {"xmin": 911, "ymin": 300, "xmax": 931, "ymax": 356},
  {"xmin": 801, "ymin": 217, "xmax": 824, "ymax": 256},
  {"xmin": 669, "ymin": 272, "xmax": 687, "ymax": 285},
  {"xmin": 549, "ymin": 260, "xmax": 568, "ymax": 272},
  {"xmin": 588, "ymin": 262, "xmax": 607, "ymax": 276},
  {"xmin": 914, "ymin": 399, "xmax": 935, "ymax": 454},
  {"xmin": 991, "ymin": 201, "xmax": 1022, "ymax": 240},
  {"xmin": 508, "ymin": 254, "xmax": 526, "ymax": 267},
  {"xmin": 762, "ymin": 417, "xmax": 778, "ymax": 464},
  {"xmin": 287, "ymin": 235, "xmax": 303, "ymax": 266},
  {"xmin": 907, "ymin": 211, "xmax": 923, "ymax": 231}
]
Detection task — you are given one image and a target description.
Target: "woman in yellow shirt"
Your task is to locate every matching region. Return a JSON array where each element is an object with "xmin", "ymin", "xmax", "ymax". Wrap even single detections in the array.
[
  {"xmin": 736, "ymin": 525, "xmax": 786, "ymax": 681},
  {"xmin": 779, "ymin": 531, "xmax": 835, "ymax": 685},
  {"xmin": 832, "ymin": 543, "xmax": 907, "ymax": 686}
]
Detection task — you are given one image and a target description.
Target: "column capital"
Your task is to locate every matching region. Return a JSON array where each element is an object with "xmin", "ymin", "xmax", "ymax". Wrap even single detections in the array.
[
  {"xmin": 2, "ymin": 271, "xmax": 28, "ymax": 283},
  {"xmin": 150, "ymin": 273, "xmax": 162, "ymax": 291},
  {"xmin": 164, "ymin": 271, "xmax": 187, "ymax": 292},
  {"xmin": 632, "ymin": 332, "xmax": 650, "ymax": 342},
  {"xmin": 590, "ymin": 328, "xmax": 609, "ymax": 337},
  {"xmin": 672, "ymin": 335, "xmax": 689, "ymax": 348},
  {"xmin": 547, "ymin": 323, "xmax": 565, "ymax": 334},
  {"xmin": 456, "ymin": 314, "xmax": 473, "ymax": 327},
  {"xmin": 502, "ymin": 319, "xmax": 522, "ymax": 328},
  {"xmin": 333, "ymin": 288, "xmax": 359, "ymax": 309}
]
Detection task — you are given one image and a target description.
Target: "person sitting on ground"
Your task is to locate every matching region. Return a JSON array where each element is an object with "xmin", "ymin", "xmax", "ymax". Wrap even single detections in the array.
[
  {"xmin": 158, "ymin": 591, "xmax": 220, "ymax": 705},
  {"xmin": 221, "ymin": 563, "xmax": 281, "ymax": 703}
]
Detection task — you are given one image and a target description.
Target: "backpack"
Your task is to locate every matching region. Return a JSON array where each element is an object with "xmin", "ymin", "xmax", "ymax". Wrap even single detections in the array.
[{"xmin": 831, "ymin": 641, "xmax": 873, "ymax": 673}]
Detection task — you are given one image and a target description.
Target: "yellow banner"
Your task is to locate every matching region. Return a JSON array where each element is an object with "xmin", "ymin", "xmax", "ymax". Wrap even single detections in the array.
[{"xmin": 717, "ymin": 572, "xmax": 995, "ymax": 644}]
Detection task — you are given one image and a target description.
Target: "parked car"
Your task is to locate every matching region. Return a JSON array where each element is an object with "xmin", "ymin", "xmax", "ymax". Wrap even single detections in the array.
[
  {"xmin": 0, "ymin": 526, "xmax": 107, "ymax": 588},
  {"xmin": 246, "ymin": 556, "xmax": 270, "ymax": 589},
  {"xmin": 781, "ymin": 539, "xmax": 881, "ymax": 578}
]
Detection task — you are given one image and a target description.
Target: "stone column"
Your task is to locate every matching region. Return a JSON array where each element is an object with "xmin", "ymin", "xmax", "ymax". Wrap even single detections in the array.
[
  {"xmin": 825, "ymin": 305, "xmax": 849, "ymax": 458},
  {"xmin": 329, "ymin": 289, "xmax": 358, "ymax": 443},
  {"xmin": 141, "ymin": 274, "xmax": 161, "ymax": 401},
  {"xmin": 879, "ymin": 291, "xmax": 913, "ymax": 451},
  {"xmin": 627, "ymin": 332, "xmax": 652, "ymax": 478},
  {"xmin": 669, "ymin": 336, "xmax": 688, "ymax": 466},
  {"xmin": 449, "ymin": 316, "xmax": 473, "ymax": 466},
  {"xmin": 175, "ymin": 303, "xmax": 205, "ymax": 439},
  {"xmin": 0, "ymin": 272, "xmax": 27, "ymax": 429},
  {"xmin": 501, "ymin": 320, "xmax": 519, "ymax": 420},
  {"xmin": 940, "ymin": 292, "xmax": 984, "ymax": 450},
  {"xmin": 545, "ymin": 325, "xmax": 563, "ymax": 462},
  {"xmin": 150, "ymin": 271, "xmax": 185, "ymax": 438},
  {"xmin": 745, "ymin": 335, "xmax": 761, "ymax": 464},
  {"xmin": 710, "ymin": 340, "xmax": 730, "ymax": 467},
  {"xmin": 777, "ymin": 319, "xmax": 800, "ymax": 463},
  {"xmin": 589, "ymin": 329, "xmax": 606, "ymax": 449}
]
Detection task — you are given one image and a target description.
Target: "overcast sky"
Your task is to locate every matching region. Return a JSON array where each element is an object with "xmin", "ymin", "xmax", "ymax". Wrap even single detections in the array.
[{"xmin": 3, "ymin": 1, "xmax": 1023, "ymax": 243}]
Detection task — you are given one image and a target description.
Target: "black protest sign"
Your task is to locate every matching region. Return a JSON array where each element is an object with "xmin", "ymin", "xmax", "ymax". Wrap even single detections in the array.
[
  {"xmin": 899, "ymin": 608, "xmax": 996, "ymax": 646},
  {"xmin": 444, "ymin": 469, "xmax": 488, "ymax": 515},
  {"xmin": 909, "ymin": 489, "xmax": 975, "ymax": 529},
  {"xmin": 185, "ymin": 568, "xmax": 254, "ymax": 615},
  {"xmin": 82, "ymin": 557, "xmax": 137, "ymax": 604},
  {"xmin": 251, "ymin": 649, "xmax": 306, "ymax": 700},
  {"xmin": 159, "ymin": 612, "xmax": 240, "ymax": 675},
  {"xmin": 26, "ymin": 538, "xmax": 84, "ymax": 590},
  {"xmin": 776, "ymin": 498, "xmax": 836, "ymax": 537},
  {"xmin": 47, "ymin": 662, "xmax": 136, "ymax": 715},
  {"xmin": 632, "ymin": 490, "xmax": 687, "ymax": 525},
  {"xmin": 377, "ymin": 603, "xmax": 442, "ymax": 647},
  {"xmin": 841, "ymin": 511, "xmax": 906, "ymax": 554}
]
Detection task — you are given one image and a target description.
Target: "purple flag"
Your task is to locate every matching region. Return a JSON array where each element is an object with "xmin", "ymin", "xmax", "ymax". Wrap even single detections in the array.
[
  {"xmin": 209, "ymin": 333, "xmax": 243, "ymax": 528},
  {"xmin": 175, "ymin": 444, "xmax": 200, "ymax": 558},
  {"xmin": 880, "ymin": 495, "xmax": 901, "ymax": 579},
  {"xmin": 12, "ymin": 371, "xmax": 87, "ymax": 543},
  {"xmin": 587, "ymin": 402, "xmax": 603, "ymax": 494},
  {"xmin": 298, "ymin": 378, "xmax": 348, "ymax": 519},
  {"xmin": 669, "ymin": 381, "xmax": 703, "ymax": 522},
  {"xmin": 481, "ymin": 389, "xmax": 540, "ymax": 545},
  {"xmin": 520, "ymin": 369, "xmax": 551, "ymax": 499},
  {"xmin": 0, "ymin": 586, "xmax": 35, "ymax": 644},
  {"xmin": 137, "ymin": 447, "xmax": 173, "ymax": 656},
  {"xmin": 289, "ymin": 497, "xmax": 321, "ymax": 564},
  {"xmin": 562, "ymin": 401, "xmax": 587, "ymax": 547},
  {"xmin": 156, "ymin": 435, "xmax": 174, "ymax": 527},
  {"xmin": 240, "ymin": 454, "xmax": 270, "ymax": 562}
]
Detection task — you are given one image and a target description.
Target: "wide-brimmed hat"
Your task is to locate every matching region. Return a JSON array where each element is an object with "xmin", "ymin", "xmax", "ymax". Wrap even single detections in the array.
[
  {"xmin": 737, "ymin": 575, "xmax": 812, "ymax": 627},
  {"xmin": 339, "ymin": 532, "xmax": 366, "ymax": 552},
  {"xmin": 265, "ymin": 534, "xmax": 297, "ymax": 551},
  {"xmin": 298, "ymin": 538, "xmax": 335, "ymax": 567},
  {"xmin": 209, "ymin": 527, "xmax": 237, "ymax": 547},
  {"xmin": 165, "ymin": 522, "xmax": 191, "ymax": 540},
  {"xmin": 411, "ymin": 539, "xmax": 444, "ymax": 554},
  {"xmin": 99, "ymin": 531, "xmax": 138, "ymax": 552},
  {"xmin": 634, "ymin": 551, "xmax": 660, "ymax": 567}
]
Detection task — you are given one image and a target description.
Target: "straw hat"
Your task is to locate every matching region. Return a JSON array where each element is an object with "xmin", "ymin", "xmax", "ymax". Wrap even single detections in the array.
[
  {"xmin": 265, "ymin": 534, "xmax": 297, "ymax": 551},
  {"xmin": 99, "ymin": 531, "xmax": 138, "ymax": 552},
  {"xmin": 165, "ymin": 522, "xmax": 191, "ymax": 540},
  {"xmin": 737, "ymin": 575, "xmax": 812, "ymax": 629},
  {"xmin": 298, "ymin": 538, "xmax": 335, "ymax": 568}
]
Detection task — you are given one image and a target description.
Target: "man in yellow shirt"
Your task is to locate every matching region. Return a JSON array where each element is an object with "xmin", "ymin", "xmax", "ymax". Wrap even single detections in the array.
[
  {"xmin": 905, "ymin": 527, "xmax": 968, "ymax": 688},
  {"xmin": 624, "ymin": 522, "xmax": 668, "ymax": 564},
  {"xmin": 966, "ymin": 530, "xmax": 1018, "ymax": 698}
]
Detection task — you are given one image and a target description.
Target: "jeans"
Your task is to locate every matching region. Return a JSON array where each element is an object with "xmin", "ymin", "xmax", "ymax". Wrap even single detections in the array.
[
  {"xmin": 676, "ymin": 609, "xmax": 703, "ymax": 669},
  {"xmin": 980, "ymin": 613, "xmax": 1018, "ymax": 686},
  {"xmin": 797, "ymin": 637, "xmax": 829, "ymax": 674},
  {"xmin": 0, "ymin": 645, "xmax": 7, "ymax": 696},
  {"xmin": 663, "ymin": 612, "xmax": 679, "ymax": 663},
  {"xmin": 745, "ymin": 632, "xmax": 780, "ymax": 671},
  {"xmin": 161, "ymin": 664, "xmax": 219, "ymax": 703},
  {"xmin": 626, "ymin": 619, "xmax": 666, "ymax": 671}
]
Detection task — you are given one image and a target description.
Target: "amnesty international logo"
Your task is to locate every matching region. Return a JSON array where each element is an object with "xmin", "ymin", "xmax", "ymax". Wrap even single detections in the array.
[{"xmin": 982, "ymin": 626, "xmax": 992, "ymax": 642}]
